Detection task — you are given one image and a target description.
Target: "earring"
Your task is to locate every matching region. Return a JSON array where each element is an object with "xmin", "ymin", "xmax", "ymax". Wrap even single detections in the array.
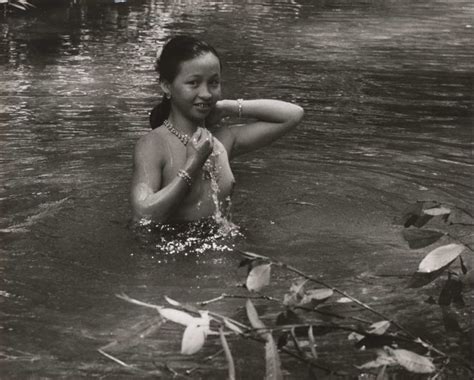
[{"xmin": 165, "ymin": 93, "xmax": 171, "ymax": 100}]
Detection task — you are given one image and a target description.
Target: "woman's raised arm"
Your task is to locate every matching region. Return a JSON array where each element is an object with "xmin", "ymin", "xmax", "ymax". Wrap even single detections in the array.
[{"xmin": 214, "ymin": 99, "xmax": 304, "ymax": 157}]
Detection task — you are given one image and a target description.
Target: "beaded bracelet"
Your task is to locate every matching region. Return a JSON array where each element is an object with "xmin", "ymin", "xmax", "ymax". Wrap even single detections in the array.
[
  {"xmin": 177, "ymin": 169, "xmax": 192, "ymax": 187},
  {"xmin": 237, "ymin": 98, "xmax": 244, "ymax": 118}
]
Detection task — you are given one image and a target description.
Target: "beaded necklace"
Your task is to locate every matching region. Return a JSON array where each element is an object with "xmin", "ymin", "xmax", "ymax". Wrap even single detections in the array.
[
  {"xmin": 163, "ymin": 119, "xmax": 190, "ymax": 146},
  {"xmin": 163, "ymin": 119, "xmax": 217, "ymax": 181}
]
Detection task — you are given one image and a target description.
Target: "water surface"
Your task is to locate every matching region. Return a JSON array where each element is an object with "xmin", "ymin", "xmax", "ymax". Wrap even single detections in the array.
[{"xmin": 1, "ymin": 0, "xmax": 472, "ymax": 378}]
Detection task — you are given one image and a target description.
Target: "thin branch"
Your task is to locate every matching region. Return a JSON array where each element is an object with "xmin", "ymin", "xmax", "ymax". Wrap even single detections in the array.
[
  {"xmin": 237, "ymin": 250, "xmax": 472, "ymax": 371},
  {"xmin": 98, "ymin": 349, "xmax": 135, "ymax": 369}
]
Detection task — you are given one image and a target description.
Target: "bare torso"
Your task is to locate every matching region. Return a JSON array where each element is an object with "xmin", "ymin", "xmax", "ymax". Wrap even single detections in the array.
[{"xmin": 151, "ymin": 127, "xmax": 235, "ymax": 222}]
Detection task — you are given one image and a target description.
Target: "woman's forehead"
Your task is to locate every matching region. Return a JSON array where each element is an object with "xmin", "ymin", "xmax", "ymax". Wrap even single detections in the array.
[{"xmin": 178, "ymin": 53, "xmax": 221, "ymax": 77}]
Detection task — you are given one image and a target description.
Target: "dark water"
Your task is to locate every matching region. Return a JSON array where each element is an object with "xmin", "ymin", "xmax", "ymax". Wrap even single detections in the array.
[{"xmin": 1, "ymin": 0, "xmax": 473, "ymax": 378}]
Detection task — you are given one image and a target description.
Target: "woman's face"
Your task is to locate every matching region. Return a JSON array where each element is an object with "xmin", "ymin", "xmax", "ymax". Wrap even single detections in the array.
[{"xmin": 166, "ymin": 52, "xmax": 222, "ymax": 123}]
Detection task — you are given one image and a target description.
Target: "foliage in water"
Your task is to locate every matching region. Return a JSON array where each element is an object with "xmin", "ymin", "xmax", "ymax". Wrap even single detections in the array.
[{"xmin": 101, "ymin": 200, "xmax": 472, "ymax": 379}]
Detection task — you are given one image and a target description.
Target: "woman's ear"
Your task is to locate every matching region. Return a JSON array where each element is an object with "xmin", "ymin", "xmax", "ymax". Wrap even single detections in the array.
[{"xmin": 160, "ymin": 81, "xmax": 171, "ymax": 99}]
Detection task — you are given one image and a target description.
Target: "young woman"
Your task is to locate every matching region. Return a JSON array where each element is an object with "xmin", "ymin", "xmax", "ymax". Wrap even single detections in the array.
[{"xmin": 131, "ymin": 36, "xmax": 304, "ymax": 224}]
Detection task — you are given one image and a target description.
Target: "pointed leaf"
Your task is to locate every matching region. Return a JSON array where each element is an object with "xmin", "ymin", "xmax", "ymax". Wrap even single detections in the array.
[
  {"xmin": 408, "ymin": 269, "xmax": 446, "ymax": 288},
  {"xmin": 418, "ymin": 244, "xmax": 465, "ymax": 273},
  {"xmin": 283, "ymin": 292, "xmax": 299, "ymax": 306},
  {"xmin": 196, "ymin": 311, "xmax": 211, "ymax": 335},
  {"xmin": 348, "ymin": 331, "xmax": 364, "ymax": 342},
  {"xmin": 264, "ymin": 335, "xmax": 283, "ymax": 380},
  {"xmin": 10, "ymin": 3, "xmax": 27, "ymax": 10},
  {"xmin": 336, "ymin": 297, "xmax": 353, "ymax": 303},
  {"xmin": 164, "ymin": 296, "xmax": 181, "ymax": 307},
  {"xmin": 423, "ymin": 206, "xmax": 451, "ymax": 216},
  {"xmin": 245, "ymin": 299, "xmax": 266, "ymax": 331},
  {"xmin": 385, "ymin": 347, "xmax": 436, "ymax": 374},
  {"xmin": 402, "ymin": 229, "xmax": 444, "ymax": 249},
  {"xmin": 246, "ymin": 263, "xmax": 271, "ymax": 292},
  {"xmin": 367, "ymin": 321, "xmax": 391, "ymax": 335},
  {"xmin": 239, "ymin": 250, "xmax": 268, "ymax": 260},
  {"xmin": 308, "ymin": 326, "xmax": 318, "ymax": 359},
  {"xmin": 299, "ymin": 288, "xmax": 333, "ymax": 306},
  {"xmin": 219, "ymin": 327, "xmax": 236, "ymax": 380},
  {"xmin": 438, "ymin": 277, "xmax": 463, "ymax": 306},
  {"xmin": 181, "ymin": 322, "xmax": 207, "ymax": 355},
  {"xmin": 289, "ymin": 279, "xmax": 308, "ymax": 296},
  {"xmin": 159, "ymin": 308, "xmax": 195, "ymax": 326},
  {"xmin": 356, "ymin": 349, "xmax": 397, "ymax": 369}
]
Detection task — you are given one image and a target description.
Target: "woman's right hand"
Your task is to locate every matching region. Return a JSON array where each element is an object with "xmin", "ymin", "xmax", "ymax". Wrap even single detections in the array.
[{"xmin": 186, "ymin": 128, "xmax": 214, "ymax": 168}]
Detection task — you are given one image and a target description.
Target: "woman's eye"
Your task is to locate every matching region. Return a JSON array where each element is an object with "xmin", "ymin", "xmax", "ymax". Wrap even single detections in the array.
[
  {"xmin": 187, "ymin": 80, "xmax": 198, "ymax": 86},
  {"xmin": 210, "ymin": 79, "xmax": 220, "ymax": 87}
]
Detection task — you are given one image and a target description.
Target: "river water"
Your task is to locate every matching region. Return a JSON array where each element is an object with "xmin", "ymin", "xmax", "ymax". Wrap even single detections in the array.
[{"xmin": 0, "ymin": 0, "xmax": 472, "ymax": 378}]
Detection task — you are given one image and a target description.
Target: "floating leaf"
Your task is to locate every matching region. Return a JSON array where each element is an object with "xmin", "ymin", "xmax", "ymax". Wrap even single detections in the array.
[
  {"xmin": 283, "ymin": 292, "xmax": 299, "ymax": 307},
  {"xmin": 336, "ymin": 297, "xmax": 353, "ymax": 303},
  {"xmin": 219, "ymin": 327, "xmax": 236, "ymax": 380},
  {"xmin": 246, "ymin": 263, "xmax": 271, "ymax": 292},
  {"xmin": 356, "ymin": 349, "xmax": 397, "ymax": 369},
  {"xmin": 245, "ymin": 300, "xmax": 282, "ymax": 379},
  {"xmin": 181, "ymin": 322, "xmax": 207, "ymax": 355},
  {"xmin": 239, "ymin": 258, "xmax": 253, "ymax": 268},
  {"xmin": 418, "ymin": 244, "xmax": 465, "ymax": 273},
  {"xmin": 164, "ymin": 296, "xmax": 181, "ymax": 307},
  {"xmin": 402, "ymin": 229, "xmax": 444, "ymax": 249},
  {"xmin": 265, "ymin": 335, "xmax": 283, "ymax": 380},
  {"xmin": 423, "ymin": 206, "xmax": 451, "ymax": 216},
  {"xmin": 289, "ymin": 279, "xmax": 308, "ymax": 296},
  {"xmin": 246, "ymin": 299, "xmax": 266, "ymax": 332},
  {"xmin": 438, "ymin": 277, "xmax": 463, "ymax": 306},
  {"xmin": 367, "ymin": 321, "xmax": 391, "ymax": 335},
  {"xmin": 385, "ymin": 347, "xmax": 436, "ymax": 374},
  {"xmin": 307, "ymin": 326, "xmax": 318, "ymax": 359},
  {"xmin": 239, "ymin": 250, "xmax": 268, "ymax": 260},
  {"xmin": 348, "ymin": 331, "xmax": 364, "ymax": 342},
  {"xmin": 440, "ymin": 306, "xmax": 462, "ymax": 332},
  {"xmin": 159, "ymin": 308, "xmax": 195, "ymax": 326},
  {"xmin": 408, "ymin": 269, "xmax": 445, "ymax": 288},
  {"xmin": 299, "ymin": 288, "xmax": 333, "ymax": 306}
]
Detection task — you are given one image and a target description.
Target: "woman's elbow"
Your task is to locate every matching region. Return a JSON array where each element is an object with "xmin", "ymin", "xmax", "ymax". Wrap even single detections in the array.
[{"xmin": 287, "ymin": 104, "xmax": 304, "ymax": 128}]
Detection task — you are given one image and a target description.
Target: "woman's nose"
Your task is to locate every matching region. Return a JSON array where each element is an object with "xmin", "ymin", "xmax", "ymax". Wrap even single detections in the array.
[{"xmin": 198, "ymin": 85, "xmax": 212, "ymax": 99}]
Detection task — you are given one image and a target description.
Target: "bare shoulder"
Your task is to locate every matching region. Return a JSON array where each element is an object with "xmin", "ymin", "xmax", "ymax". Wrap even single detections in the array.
[{"xmin": 134, "ymin": 128, "xmax": 167, "ymax": 167}]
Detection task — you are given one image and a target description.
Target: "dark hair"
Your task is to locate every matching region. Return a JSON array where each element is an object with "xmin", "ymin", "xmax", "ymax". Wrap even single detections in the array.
[{"xmin": 149, "ymin": 36, "xmax": 221, "ymax": 129}]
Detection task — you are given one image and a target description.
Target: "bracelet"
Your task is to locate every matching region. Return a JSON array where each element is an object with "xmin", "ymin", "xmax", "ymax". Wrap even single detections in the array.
[
  {"xmin": 177, "ymin": 169, "xmax": 192, "ymax": 187},
  {"xmin": 237, "ymin": 98, "xmax": 243, "ymax": 118}
]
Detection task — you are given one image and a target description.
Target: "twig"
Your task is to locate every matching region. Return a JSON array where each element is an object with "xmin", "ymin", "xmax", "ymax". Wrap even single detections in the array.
[
  {"xmin": 237, "ymin": 250, "xmax": 472, "ymax": 371},
  {"xmin": 198, "ymin": 293, "xmax": 280, "ymax": 306},
  {"xmin": 98, "ymin": 349, "xmax": 135, "ymax": 369}
]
